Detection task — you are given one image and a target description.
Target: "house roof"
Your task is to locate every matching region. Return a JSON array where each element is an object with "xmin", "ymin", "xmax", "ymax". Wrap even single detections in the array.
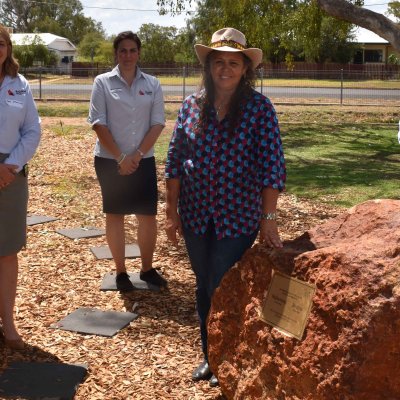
[
  {"xmin": 353, "ymin": 27, "xmax": 389, "ymax": 44},
  {"xmin": 11, "ymin": 33, "xmax": 76, "ymax": 52}
]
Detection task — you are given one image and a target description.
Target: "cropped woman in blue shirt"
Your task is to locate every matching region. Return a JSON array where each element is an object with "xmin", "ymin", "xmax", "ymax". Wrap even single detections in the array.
[
  {"xmin": 165, "ymin": 28, "xmax": 286, "ymax": 386},
  {"xmin": 0, "ymin": 25, "xmax": 41, "ymax": 350}
]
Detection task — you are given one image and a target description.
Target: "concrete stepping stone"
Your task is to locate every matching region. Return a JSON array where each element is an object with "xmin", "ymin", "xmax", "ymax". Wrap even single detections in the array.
[
  {"xmin": 101, "ymin": 271, "xmax": 160, "ymax": 292},
  {"xmin": 90, "ymin": 243, "xmax": 140, "ymax": 259},
  {"xmin": 56, "ymin": 226, "xmax": 105, "ymax": 239},
  {"xmin": 51, "ymin": 307, "xmax": 138, "ymax": 337},
  {"xmin": 27, "ymin": 215, "xmax": 58, "ymax": 226},
  {"xmin": 0, "ymin": 361, "xmax": 87, "ymax": 400}
]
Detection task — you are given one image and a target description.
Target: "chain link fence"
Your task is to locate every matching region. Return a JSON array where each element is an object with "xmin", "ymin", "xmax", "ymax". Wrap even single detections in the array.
[{"xmin": 26, "ymin": 66, "xmax": 400, "ymax": 106}]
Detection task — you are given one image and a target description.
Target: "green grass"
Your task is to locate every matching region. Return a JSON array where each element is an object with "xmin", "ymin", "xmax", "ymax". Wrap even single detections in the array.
[
  {"xmin": 38, "ymin": 102, "xmax": 400, "ymax": 208},
  {"xmin": 281, "ymin": 124, "xmax": 400, "ymax": 206},
  {"xmin": 37, "ymin": 102, "xmax": 180, "ymax": 119}
]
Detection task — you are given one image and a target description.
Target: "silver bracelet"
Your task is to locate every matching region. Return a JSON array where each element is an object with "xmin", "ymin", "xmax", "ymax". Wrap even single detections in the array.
[
  {"xmin": 136, "ymin": 148, "xmax": 144, "ymax": 158},
  {"xmin": 116, "ymin": 153, "xmax": 126, "ymax": 163},
  {"xmin": 261, "ymin": 212, "xmax": 277, "ymax": 221},
  {"xmin": 117, "ymin": 153, "xmax": 127, "ymax": 165}
]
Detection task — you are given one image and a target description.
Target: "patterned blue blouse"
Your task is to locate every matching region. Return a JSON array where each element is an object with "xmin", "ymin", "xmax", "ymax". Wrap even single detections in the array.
[{"xmin": 165, "ymin": 89, "xmax": 286, "ymax": 239}]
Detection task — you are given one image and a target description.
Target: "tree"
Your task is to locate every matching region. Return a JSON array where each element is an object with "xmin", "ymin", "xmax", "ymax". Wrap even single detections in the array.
[
  {"xmin": 78, "ymin": 32, "xmax": 107, "ymax": 61},
  {"xmin": 185, "ymin": 0, "xmax": 356, "ymax": 63},
  {"xmin": 174, "ymin": 25, "xmax": 198, "ymax": 63},
  {"xmin": 138, "ymin": 24, "xmax": 178, "ymax": 63},
  {"xmin": 13, "ymin": 35, "xmax": 59, "ymax": 69},
  {"xmin": 157, "ymin": 0, "xmax": 400, "ymax": 52},
  {"xmin": 0, "ymin": 0, "xmax": 104, "ymax": 45}
]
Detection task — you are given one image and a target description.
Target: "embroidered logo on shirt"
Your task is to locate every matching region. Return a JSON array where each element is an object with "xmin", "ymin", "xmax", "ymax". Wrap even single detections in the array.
[
  {"xmin": 15, "ymin": 89, "xmax": 26, "ymax": 95},
  {"xmin": 138, "ymin": 90, "xmax": 153, "ymax": 96},
  {"xmin": 8, "ymin": 89, "xmax": 14, "ymax": 96}
]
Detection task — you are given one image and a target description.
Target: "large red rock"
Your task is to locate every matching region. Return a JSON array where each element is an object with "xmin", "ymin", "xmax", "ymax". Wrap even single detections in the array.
[{"xmin": 208, "ymin": 199, "xmax": 400, "ymax": 400}]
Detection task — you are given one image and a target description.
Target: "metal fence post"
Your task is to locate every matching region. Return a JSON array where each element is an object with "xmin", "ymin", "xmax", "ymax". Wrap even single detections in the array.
[
  {"xmin": 39, "ymin": 67, "xmax": 42, "ymax": 100},
  {"xmin": 340, "ymin": 69, "xmax": 343, "ymax": 105},
  {"xmin": 182, "ymin": 66, "xmax": 186, "ymax": 101}
]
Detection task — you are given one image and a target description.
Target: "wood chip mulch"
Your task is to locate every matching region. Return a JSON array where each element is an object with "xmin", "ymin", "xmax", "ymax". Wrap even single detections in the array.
[{"xmin": 0, "ymin": 117, "xmax": 343, "ymax": 399}]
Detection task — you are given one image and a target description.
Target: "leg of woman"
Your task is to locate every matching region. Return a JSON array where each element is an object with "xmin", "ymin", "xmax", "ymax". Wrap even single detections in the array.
[
  {"xmin": 106, "ymin": 213, "xmax": 126, "ymax": 274},
  {"xmin": 0, "ymin": 253, "xmax": 20, "ymax": 340},
  {"xmin": 136, "ymin": 214, "xmax": 157, "ymax": 272},
  {"xmin": 182, "ymin": 224, "xmax": 213, "ymax": 380}
]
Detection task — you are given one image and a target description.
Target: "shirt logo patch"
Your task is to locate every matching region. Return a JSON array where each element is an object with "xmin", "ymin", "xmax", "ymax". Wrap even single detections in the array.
[
  {"xmin": 15, "ymin": 89, "xmax": 26, "ymax": 95},
  {"xmin": 8, "ymin": 89, "xmax": 14, "ymax": 96},
  {"xmin": 139, "ymin": 90, "xmax": 145, "ymax": 95}
]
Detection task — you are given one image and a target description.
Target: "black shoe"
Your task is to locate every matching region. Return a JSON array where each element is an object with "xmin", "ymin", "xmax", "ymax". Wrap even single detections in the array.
[
  {"xmin": 209, "ymin": 374, "xmax": 219, "ymax": 387},
  {"xmin": 116, "ymin": 272, "xmax": 135, "ymax": 293},
  {"xmin": 192, "ymin": 360, "xmax": 212, "ymax": 381},
  {"xmin": 140, "ymin": 268, "xmax": 168, "ymax": 288}
]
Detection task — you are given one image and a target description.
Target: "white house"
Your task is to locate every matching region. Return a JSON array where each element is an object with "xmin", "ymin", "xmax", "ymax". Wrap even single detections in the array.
[
  {"xmin": 353, "ymin": 27, "xmax": 399, "ymax": 64},
  {"xmin": 11, "ymin": 33, "xmax": 77, "ymax": 73}
]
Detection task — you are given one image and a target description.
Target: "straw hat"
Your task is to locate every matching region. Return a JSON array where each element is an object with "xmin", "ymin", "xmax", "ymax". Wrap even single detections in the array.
[{"xmin": 194, "ymin": 27, "xmax": 263, "ymax": 69}]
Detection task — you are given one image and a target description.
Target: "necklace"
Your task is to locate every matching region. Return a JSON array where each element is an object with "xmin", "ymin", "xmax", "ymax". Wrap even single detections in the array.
[{"xmin": 215, "ymin": 103, "xmax": 227, "ymax": 119}]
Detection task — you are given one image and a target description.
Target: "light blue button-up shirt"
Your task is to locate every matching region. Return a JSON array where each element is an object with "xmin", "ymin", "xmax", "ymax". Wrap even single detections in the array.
[
  {"xmin": 88, "ymin": 65, "xmax": 165, "ymax": 159},
  {"xmin": 0, "ymin": 74, "xmax": 41, "ymax": 172}
]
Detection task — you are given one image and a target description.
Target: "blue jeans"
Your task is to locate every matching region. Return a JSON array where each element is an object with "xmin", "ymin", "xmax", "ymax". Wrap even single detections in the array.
[{"xmin": 183, "ymin": 221, "xmax": 258, "ymax": 360}]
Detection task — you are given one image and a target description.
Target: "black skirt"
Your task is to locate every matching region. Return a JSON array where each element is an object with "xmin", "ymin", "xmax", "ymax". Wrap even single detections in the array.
[{"xmin": 94, "ymin": 156, "xmax": 158, "ymax": 215}]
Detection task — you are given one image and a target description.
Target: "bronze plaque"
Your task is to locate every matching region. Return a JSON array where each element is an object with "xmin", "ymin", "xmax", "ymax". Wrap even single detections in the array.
[{"xmin": 260, "ymin": 270, "xmax": 316, "ymax": 340}]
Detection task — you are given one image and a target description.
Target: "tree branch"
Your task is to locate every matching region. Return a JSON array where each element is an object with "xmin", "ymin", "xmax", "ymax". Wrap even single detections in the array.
[{"xmin": 317, "ymin": 0, "xmax": 400, "ymax": 50}]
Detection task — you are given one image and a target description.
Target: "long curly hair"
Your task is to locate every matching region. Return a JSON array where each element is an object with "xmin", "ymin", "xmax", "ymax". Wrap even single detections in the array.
[
  {"xmin": 0, "ymin": 25, "xmax": 19, "ymax": 77},
  {"xmin": 197, "ymin": 51, "xmax": 256, "ymax": 134}
]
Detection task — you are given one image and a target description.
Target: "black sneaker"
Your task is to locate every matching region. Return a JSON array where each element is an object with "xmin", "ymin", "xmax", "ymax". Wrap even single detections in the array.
[
  {"xmin": 116, "ymin": 272, "xmax": 135, "ymax": 292},
  {"xmin": 140, "ymin": 268, "xmax": 168, "ymax": 288}
]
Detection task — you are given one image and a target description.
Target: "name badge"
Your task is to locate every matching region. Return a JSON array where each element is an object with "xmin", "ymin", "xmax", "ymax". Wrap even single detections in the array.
[{"xmin": 6, "ymin": 99, "xmax": 23, "ymax": 109}]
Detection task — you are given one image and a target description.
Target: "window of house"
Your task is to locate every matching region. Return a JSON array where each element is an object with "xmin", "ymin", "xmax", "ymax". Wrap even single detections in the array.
[{"xmin": 364, "ymin": 49, "xmax": 383, "ymax": 63}]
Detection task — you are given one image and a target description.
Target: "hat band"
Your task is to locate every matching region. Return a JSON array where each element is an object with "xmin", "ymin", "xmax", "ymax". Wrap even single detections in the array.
[{"xmin": 210, "ymin": 40, "xmax": 246, "ymax": 51}]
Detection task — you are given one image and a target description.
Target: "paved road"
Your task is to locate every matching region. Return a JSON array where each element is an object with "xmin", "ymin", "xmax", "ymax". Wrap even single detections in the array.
[{"xmin": 30, "ymin": 83, "xmax": 399, "ymax": 103}]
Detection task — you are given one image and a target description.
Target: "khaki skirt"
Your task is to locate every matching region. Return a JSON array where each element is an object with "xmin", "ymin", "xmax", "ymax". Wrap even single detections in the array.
[{"xmin": 0, "ymin": 154, "xmax": 28, "ymax": 256}]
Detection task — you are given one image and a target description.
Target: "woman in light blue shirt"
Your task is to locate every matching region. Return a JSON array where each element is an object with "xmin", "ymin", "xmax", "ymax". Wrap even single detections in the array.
[
  {"xmin": 88, "ymin": 31, "xmax": 166, "ymax": 292},
  {"xmin": 0, "ymin": 25, "xmax": 41, "ymax": 350}
]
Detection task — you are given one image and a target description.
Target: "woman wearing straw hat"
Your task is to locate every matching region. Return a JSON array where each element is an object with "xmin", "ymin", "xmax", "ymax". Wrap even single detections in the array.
[{"xmin": 165, "ymin": 27, "xmax": 286, "ymax": 386}]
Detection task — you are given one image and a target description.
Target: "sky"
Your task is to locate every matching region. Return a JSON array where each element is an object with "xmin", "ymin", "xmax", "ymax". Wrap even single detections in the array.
[
  {"xmin": 81, "ymin": 0, "xmax": 195, "ymax": 37},
  {"xmin": 81, "ymin": 0, "xmax": 392, "ymax": 39}
]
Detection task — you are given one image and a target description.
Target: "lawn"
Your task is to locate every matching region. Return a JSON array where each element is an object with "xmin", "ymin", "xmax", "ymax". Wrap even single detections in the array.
[{"xmin": 36, "ymin": 102, "xmax": 400, "ymax": 208}]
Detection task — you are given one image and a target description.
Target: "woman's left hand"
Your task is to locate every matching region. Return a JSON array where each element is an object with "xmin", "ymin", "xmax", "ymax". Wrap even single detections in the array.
[{"xmin": 259, "ymin": 220, "xmax": 283, "ymax": 248}]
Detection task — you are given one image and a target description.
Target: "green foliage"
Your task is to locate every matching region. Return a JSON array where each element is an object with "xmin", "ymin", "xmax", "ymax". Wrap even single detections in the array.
[
  {"xmin": 174, "ymin": 26, "xmax": 198, "ymax": 63},
  {"xmin": 138, "ymin": 24, "xmax": 178, "ymax": 63},
  {"xmin": 388, "ymin": 53, "xmax": 400, "ymax": 65},
  {"xmin": 158, "ymin": 0, "xmax": 357, "ymax": 64},
  {"xmin": 13, "ymin": 35, "xmax": 59, "ymax": 68},
  {"xmin": 388, "ymin": 1, "xmax": 400, "ymax": 21},
  {"xmin": 95, "ymin": 41, "xmax": 114, "ymax": 65},
  {"xmin": 0, "ymin": 0, "xmax": 104, "ymax": 45},
  {"xmin": 77, "ymin": 31, "xmax": 108, "ymax": 62}
]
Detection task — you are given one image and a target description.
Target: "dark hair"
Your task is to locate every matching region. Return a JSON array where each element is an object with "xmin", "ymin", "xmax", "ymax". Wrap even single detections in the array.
[
  {"xmin": 113, "ymin": 31, "xmax": 141, "ymax": 51},
  {"xmin": 0, "ymin": 25, "xmax": 19, "ymax": 77},
  {"xmin": 198, "ymin": 51, "xmax": 255, "ymax": 134}
]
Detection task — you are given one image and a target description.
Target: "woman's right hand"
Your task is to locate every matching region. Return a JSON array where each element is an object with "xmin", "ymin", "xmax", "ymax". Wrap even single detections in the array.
[
  {"xmin": 165, "ymin": 211, "xmax": 182, "ymax": 247},
  {"xmin": 118, "ymin": 154, "xmax": 139, "ymax": 175},
  {"xmin": 0, "ymin": 164, "xmax": 18, "ymax": 189}
]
